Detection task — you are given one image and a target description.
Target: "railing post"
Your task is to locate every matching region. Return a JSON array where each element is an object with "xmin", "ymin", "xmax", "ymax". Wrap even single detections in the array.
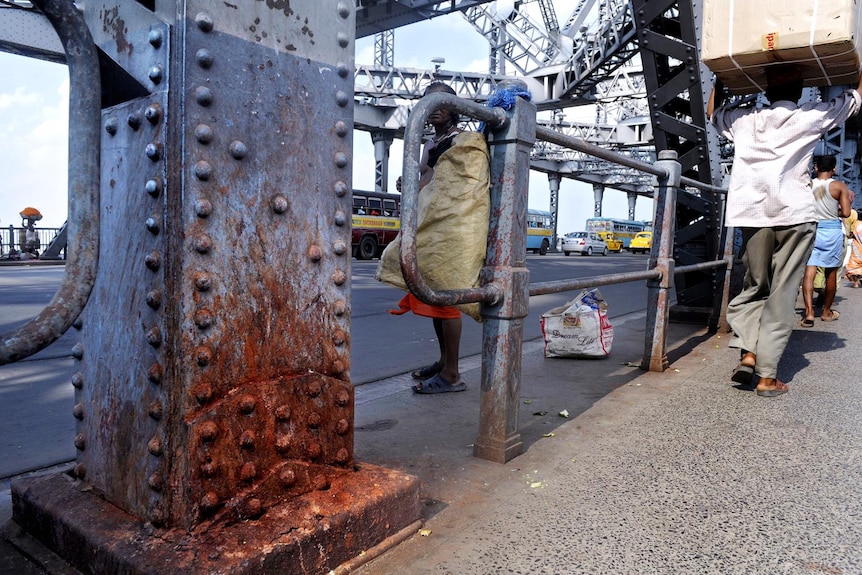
[
  {"xmin": 641, "ymin": 150, "xmax": 681, "ymax": 372},
  {"xmin": 474, "ymin": 82, "xmax": 536, "ymax": 463}
]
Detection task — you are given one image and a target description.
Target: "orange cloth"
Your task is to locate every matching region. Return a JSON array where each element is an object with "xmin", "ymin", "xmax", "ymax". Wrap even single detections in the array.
[{"xmin": 389, "ymin": 293, "xmax": 461, "ymax": 319}]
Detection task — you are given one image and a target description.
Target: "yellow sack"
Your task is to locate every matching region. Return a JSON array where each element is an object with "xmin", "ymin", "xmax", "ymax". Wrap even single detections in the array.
[{"xmin": 375, "ymin": 131, "xmax": 490, "ymax": 322}]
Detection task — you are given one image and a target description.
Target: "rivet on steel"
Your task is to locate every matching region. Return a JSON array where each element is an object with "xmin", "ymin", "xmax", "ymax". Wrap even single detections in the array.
[
  {"xmin": 146, "ymin": 327, "xmax": 163, "ymax": 348},
  {"xmin": 71, "ymin": 343, "xmax": 84, "ymax": 360},
  {"xmin": 148, "ymin": 400, "xmax": 163, "ymax": 420},
  {"xmin": 145, "ymin": 104, "xmax": 162, "ymax": 124},
  {"xmin": 194, "ymin": 273, "xmax": 212, "ymax": 292},
  {"xmin": 272, "ymin": 194, "xmax": 288, "ymax": 214},
  {"xmin": 333, "ymin": 300, "xmax": 347, "ymax": 316},
  {"xmin": 313, "ymin": 474, "xmax": 329, "ymax": 490},
  {"xmin": 194, "ymin": 234, "xmax": 213, "ymax": 254},
  {"xmin": 201, "ymin": 492, "xmax": 219, "ymax": 511},
  {"xmin": 71, "ymin": 372, "xmax": 84, "ymax": 389},
  {"xmin": 194, "ymin": 309, "xmax": 213, "ymax": 330},
  {"xmin": 274, "ymin": 405, "xmax": 290, "ymax": 421},
  {"xmin": 307, "ymin": 380, "xmax": 323, "ymax": 397},
  {"xmin": 335, "ymin": 387, "xmax": 350, "ymax": 406},
  {"xmin": 333, "ymin": 240, "xmax": 347, "ymax": 255},
  {"xmin": 195, "ymin": 124, "xmax": 214, "ymax": 144},
  {"xmin": 308, "ymin": 413, "xmax": 322, "ymax": 429},
  {"xmin": 308, "ymin": 245, "xmax": 323, "ymax": 262},
  {"xmin": 240, "ymin": 430, "xmax": 256, "ymax": 449},
  {"xmin": 74, "ymin": 434, "xmax": 86, "ymax": 450},
  {"xmin": 199, "ymin": 421, "xmax": 219, "ymax": 441},
  {"xmin": 335, "ymin": 418, "xmax": 350, "ymax": 435},
  {"xmin": 72, "ymin": 316, "xmax": 83, "ymax": 330},
  {"xmin": 334, "ymin": 152, "xmax": 349, "ymax": 168},
  {"xmin": 275, "ymin": 434, "xmax": 290, "ymax": 453},
  {"xmin": 145, "ymin": 251, "xmax": 161, "ymax": 271},
  {"xmin": 145, "ymin": 216, "xmax": 160, "ymax": 235},
  {"xmin": 72, "ymin": 403, "xmax": 84, "ymax": 420},
  {"xmin": 334, "ymin": 211, "xmax": 346, "ymax": 226},
  {"xmin": 238, "ymin": 395, "xmax": 256, "ymax": 414},
  {"xmin": 195, "ymin": 347, "xmax": 213, "ymax": 367},
  {"xmin": 200, "ymin": 461, "xmax": 217, "ymax": 476},
  {"xmin": 229, "ymin": 140, "xmax": 248, "ymax": 160},
  {"xmin": 148, "ymin": 65, "xmax": 163, "ymax": 84},
  {"xmin": 148, "ymin": 436, "xmax": 163, "ymax": 456},
  {"xmin": 196, "ymin": 48, "xmax": 213, "ymax": 69},
  {"xmin": 193, "ymin": 383, "xmax": 213, "ymax": 404},
  {"xmin": 332, "ymin": 269, "xmax": 347, "ymax": 285},
  {"xmin": 332, "ymin": 359, "xmax": 346, "ymax": 375},
  {"xmin": 336, "ymin": 32, "xmax": 349, "ymax": 48},
  {"xmin": 105, "ymin": 117, "xmax": 118, "ymax": 135},
  {"xmin": 195, "ymin": 12, "xmax": 214, "ymax": 32},
  {"xmin": 127, "ymin": 113, "xmax": 142, "ymax": 130},
  {"xmin": 242, "ymin": 498, "xmax": 263, "ymax": 519},
  {"xmin": 194, "ymin": 160, "xmax": 213, "ymax": 181},
  {"xmin": 149, "ymin": 507, "xmax": 166, "ymax": 527},
  {"xmin": 195, "ymin": 86, "xmax": 214, "ymax": 107},
  {"xmin": 337, "ymin": 2, "xmax": 351, "ymax": 18},
  {"xmin": 335, "ymin": 448, "xmax": 349, "ymax": 464},
  {"xmin": 334, "ymin": 180, "xmax": 349, "ymax": 197},
  {"xmin": 279, "ymin": 467, "xmax": 296, "ymax": 486},
  {"xmin": 308, "ymin": 442, "xmax": 322, "ymax": 459},
  {"xmin": 335, "ymin": 91, "xmax": 349, "ymax": 107},
  {"xmin": 145, "ymin": 178, "xmax": 162, "ymax": 198},
  {"xmin": 240, "ymin": 462, "xmax": 256, "ymax": 482},
  {"xmin": 332, "ymin": 329, "xmax": 346, "ymax": 345},
  {"xmin": 146, "ymin": 289, "xmax": 162, "ymax": 310},
  {"xmin": 148, "ymin": 472, "xmax": 164, "ymax": 491},
  {"xmin": 147, "ymin": 363, "xmax": 163, "ymax": 385},
  {"xmin": 145, "ymin": 143, "xmax": 161, "ymax": 161},
  {"xmin": 147, "ymin": 28, "xmax": 163, "ymax": 48},
  {"xmin": 337, "ymin": 63, "xmax": 349, "ymax": 78},
  {"xmin": 335, "ymin": 121, "xmax": 348, "ymax": 137}
]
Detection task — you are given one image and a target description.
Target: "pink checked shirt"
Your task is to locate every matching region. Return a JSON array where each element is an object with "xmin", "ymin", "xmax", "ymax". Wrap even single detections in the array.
[{"xmin": 712, "ymin": 90, "xmax": 861, "ymax": 227}]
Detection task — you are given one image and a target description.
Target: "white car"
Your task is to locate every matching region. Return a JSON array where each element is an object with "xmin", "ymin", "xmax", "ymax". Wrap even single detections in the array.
[{"xmin": 561, "ymin": 231, "xmax": 608, "ymax": 256}]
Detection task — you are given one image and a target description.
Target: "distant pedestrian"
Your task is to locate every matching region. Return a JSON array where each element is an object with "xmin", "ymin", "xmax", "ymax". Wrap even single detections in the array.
[
  {"xmin": 708, "ymin": 64, "xmax": 862, "ymax": 397},
  {"xmin": 800, "ymin": 155, "xmax": 852, "ymax": 326}
]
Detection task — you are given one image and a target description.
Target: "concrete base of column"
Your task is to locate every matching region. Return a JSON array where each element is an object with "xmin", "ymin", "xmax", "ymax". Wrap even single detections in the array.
[
  {"xmin": 8, "ymin": 464, "xmax": 420, "ymax": 575},
  {"xmin": 472, "ymin": 434, "xmax": 523, "ymax": 464}
]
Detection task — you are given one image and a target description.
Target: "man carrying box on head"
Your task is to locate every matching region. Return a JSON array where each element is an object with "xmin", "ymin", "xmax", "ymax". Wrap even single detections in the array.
[{"xmin": 707, "ymin": 65, "xmax": 862, "ymax": 397}]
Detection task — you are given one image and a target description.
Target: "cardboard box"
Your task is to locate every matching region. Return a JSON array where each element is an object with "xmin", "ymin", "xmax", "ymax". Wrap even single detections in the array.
[{"xmin": 702, "ymin": 0, "xmax": 862, "ymax": 94}]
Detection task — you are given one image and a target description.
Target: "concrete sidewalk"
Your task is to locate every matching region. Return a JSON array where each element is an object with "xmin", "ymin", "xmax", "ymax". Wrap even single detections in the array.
[{"xmin": 3, "ymin": 289, "xmax": 862, "ymax": 574}]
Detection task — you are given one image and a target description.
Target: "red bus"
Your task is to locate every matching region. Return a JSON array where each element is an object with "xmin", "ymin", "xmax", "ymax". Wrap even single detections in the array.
[{"xmin": 351, "ymin": 190, "xmax": 401, "ymax": 259}]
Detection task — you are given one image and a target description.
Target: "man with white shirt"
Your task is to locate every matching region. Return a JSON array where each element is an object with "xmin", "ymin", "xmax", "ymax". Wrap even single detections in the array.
[{"xmin": 707, "ymin": 65, "xmax": 862, "ymax": 397}]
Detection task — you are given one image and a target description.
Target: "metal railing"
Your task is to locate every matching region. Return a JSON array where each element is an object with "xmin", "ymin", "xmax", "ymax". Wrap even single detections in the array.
[
  {"xmin": 1, "ymin": 225, "xmax": 65, "ymax": 258},
  {"xmin": 399, "ymin": 86, "xmax": 731, "ymax": 463}
]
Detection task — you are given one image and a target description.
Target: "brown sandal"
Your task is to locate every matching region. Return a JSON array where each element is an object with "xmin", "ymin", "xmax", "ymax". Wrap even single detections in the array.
[{"xmin": 756, "ymin": 380, "xmax": 788, "ymax": 397}]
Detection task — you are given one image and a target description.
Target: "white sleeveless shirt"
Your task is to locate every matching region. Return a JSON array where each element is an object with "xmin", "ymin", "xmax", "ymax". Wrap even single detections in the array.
[{"xmin": 810, "ymin": 177, "xmax": 840, "ymax": 221}]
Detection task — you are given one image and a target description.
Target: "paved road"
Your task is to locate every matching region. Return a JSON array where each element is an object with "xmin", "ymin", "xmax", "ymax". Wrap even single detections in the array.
[{"xmin": 0, "ymin": 252, "xmax": 659, "ymax": 479}]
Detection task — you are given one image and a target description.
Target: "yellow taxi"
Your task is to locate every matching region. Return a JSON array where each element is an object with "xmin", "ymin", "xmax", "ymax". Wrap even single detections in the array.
[
  {"xmin": 629, "ymin": 231, "xmax": 653, "ymax": 254},
  {"xmin": 596, "ymin": 231, "xmax": 624, "ymax": 253}
]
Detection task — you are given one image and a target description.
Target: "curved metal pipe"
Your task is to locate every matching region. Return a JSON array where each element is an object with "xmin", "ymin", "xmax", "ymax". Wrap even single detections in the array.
[
  {"xmin": 399, "ymin": 92, "xmax": 508, "ymax": 307},
  {"xmin": 0, "ymin": 0, "xmax": 100, "ymax": 364}
]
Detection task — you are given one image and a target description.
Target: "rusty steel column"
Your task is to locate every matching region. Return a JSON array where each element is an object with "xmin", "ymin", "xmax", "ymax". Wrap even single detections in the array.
[
  {"xmin": 11, "ymin": 2, "xmax": 420, "ymax": 574},
  {"xmin": 474, "ymin": 85, "xmax": 536, "ymax": 464},
  {"xmin": 641, "ymin": 150, "xmax": 681, "ymax": 372}
]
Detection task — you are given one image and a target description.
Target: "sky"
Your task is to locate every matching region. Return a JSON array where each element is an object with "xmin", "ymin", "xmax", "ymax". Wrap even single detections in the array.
[{"xmin": 0, "ymin": 1, "xmax": 653, "ymax": 234}]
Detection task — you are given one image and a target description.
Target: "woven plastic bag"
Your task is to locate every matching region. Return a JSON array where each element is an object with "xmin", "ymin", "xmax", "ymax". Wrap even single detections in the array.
[
  {"xmin": 540, "ymin": 288, "xmax": 614, "ymax": 358},
  {"xmin": 375, "ymin": 131, "xmax": 490, "ymax": 322}
]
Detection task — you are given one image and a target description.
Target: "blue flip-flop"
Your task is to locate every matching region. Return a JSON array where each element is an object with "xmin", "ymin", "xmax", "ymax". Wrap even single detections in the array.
[
  {"xmin": 412, "ymin": 373, "xmax": 465, "ymax": 394},
  {"xmin": 411, "ymin": 361, "xmax": 442, "ymax": 380}
]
